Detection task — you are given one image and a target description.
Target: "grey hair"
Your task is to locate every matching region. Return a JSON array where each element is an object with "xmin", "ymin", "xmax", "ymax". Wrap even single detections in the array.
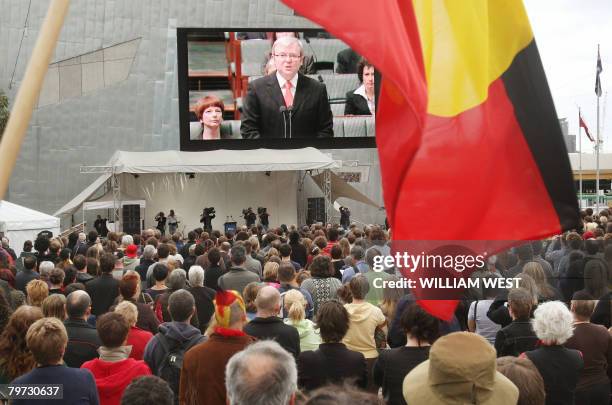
[
  {"xmin": 142, "ymin": 244, "xmax": 156, "ymax": 260},
  {"xmin": 121, "ymin": 235, "xmax": 134, "ymax": 246},
  {"xmin": 188, "ymin": 265, "xmax": 205, "ymax": 287},
  {"xmin": 225, "ymin": 340, "xmax": 297, "ymax": 405},
  {"xmin": 66, "ymin": 290, "xmax": 91, "ymax": 318},
  {"xmin": 78, "ymin": 232, "xmax": 86, "ymax": 242},
  {"xmin": 39, "ymin": 261, "xmax": 55, "ymax": 277},
  {"xmin": 532, "ymin": 301, "xmax": 574, "ymax": 345},
  {"xmin": 272, "ymin": 36, "xmax": 304, "ymax": 57},
  {"xmin": 350, "ymin": 245, "xmax": 364, "ymax": 260},
  {"xmin": 167, "ymin": 268, "xmax": 187, "ymax": 291}
]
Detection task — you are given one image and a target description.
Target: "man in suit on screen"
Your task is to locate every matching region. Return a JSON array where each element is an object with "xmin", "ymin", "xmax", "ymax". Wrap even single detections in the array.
[{"xmin": 240, "ymin": 36, "xmax": 334, "ymax": 139}]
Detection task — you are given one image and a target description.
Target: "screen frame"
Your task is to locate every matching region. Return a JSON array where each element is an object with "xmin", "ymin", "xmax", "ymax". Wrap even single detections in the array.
[{"xmin": 177, "ymin": 27, "xmax": 377, "ymax": 151}]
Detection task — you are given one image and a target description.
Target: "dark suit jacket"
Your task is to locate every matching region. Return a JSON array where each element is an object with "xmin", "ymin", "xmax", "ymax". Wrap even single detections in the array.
[
  {"xmin": 336, "ymin": 48, "xmax": 361, "ymax": 74},
  {"xmin": 85, "ymin": 273, "xmax": 119, "ymax": 316},
  {"xmin": 298, "ymin": 342, "xmax": 367, "ymax": 391},
  {"xmin": 240, "ymin": 73, "xmax": 333, "ymax": 139},
  {"xmin": 64, "ymin": 318, "xmax": 101, "ymax": 367},
  {"xmin": 344, "ymin": 90, "xmax": 372, "ymax": 116},
  {"xmin": 243, "ymin": 316, "xmax": 300, "ymax": 358}
]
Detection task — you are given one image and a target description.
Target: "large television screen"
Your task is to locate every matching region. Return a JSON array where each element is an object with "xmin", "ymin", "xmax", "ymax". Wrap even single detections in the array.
[{"xmin": 177, "ymin": 28, "xmax": 377, "ymax": 151}]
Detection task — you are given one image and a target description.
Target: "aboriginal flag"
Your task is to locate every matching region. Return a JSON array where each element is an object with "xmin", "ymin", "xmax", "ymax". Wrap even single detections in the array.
[{"xmin": 282, "ymin": 1, "xmax": 580, "ymax": 318}]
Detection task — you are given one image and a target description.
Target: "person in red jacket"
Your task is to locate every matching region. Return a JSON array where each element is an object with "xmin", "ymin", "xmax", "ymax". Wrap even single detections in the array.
[
  {"xmin": 82, "ymin": 312, "xmax": 151, "ymax": 405},
  {"xmin": 114, "ymin": 301, "xmax": 153, "ymax": 361}
]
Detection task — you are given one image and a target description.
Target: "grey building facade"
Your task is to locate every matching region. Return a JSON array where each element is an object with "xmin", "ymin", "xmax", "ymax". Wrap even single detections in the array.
[{"xmin": 1, "ymin": 0, "xmax": 386, "ymax": 228}]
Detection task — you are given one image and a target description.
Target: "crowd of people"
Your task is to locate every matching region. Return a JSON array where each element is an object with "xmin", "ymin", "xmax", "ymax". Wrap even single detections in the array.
[{"xmin": 0, "ymin": 208, "xmax": 611, "ymax": 404}]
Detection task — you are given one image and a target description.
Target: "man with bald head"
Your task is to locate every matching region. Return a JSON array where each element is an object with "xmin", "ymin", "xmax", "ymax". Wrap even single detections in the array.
[
  {"xmin": 243, "ymin": 286, "xmax": 300, "ymax": 358},
  {"xmin": 64, "ymin": 290, "xmax": 101, "ymax": 367},
  {"xmin": 240, "ymin": 36, "xmax": 333, "ymax": 139}
]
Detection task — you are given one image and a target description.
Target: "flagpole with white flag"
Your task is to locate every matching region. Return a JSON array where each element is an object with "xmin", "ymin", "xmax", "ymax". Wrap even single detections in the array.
[{"xmin": 596, "ymin": 44, "xmax": 603, "ymax": 214}]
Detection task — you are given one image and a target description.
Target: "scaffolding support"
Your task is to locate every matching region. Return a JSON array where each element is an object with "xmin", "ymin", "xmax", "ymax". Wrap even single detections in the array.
[
  {"xmin": 323, "ymin": 169, "xmax": 332, "ymax": 223},
  {"xmin": 111, "ymin": 171, "xmax": 121, "ymax": 231}
]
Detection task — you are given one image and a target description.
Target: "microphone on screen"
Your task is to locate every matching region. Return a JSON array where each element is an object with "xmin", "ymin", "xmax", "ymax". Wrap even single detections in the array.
[
  {"xmin": 279, "ymin": 106, "xmax": 288, "ymax": 139},
  {"xmin": 287, "ymin": 106, "xmax": 293, "ymax": 139}
]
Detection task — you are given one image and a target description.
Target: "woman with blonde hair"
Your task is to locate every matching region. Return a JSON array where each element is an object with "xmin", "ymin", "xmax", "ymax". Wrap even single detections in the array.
[
  {"xmin": 114, "ymin": 301, "xmax": 153, "ymax": 360},
  {"xmin": 380, "ymin": 275, "xmax": 404, "ymax": 326},
  {"xmin": 523, "ymin": 261, "xmax": 560, "ymax": 301},
  {"xmin": 0, "ymin": 306, "xmax": 43, "ymax": 383},
  {"xmin": 265, "ymin": 248, "xmax": 280, "ymax": 263},
  {"xmin": 26, "ymin": 280, "xmax": 49, "ymax": 308},
  {"xmin": 338, "ymin": 238, "xmax": 351, "ymax": 262},
  {"xmin": 42, "ymin": 294, "xmax": 67, "ymax": 320},
  {"xmin": 243, "ymin": 282, "xmax": 263, "ymax": 321},
  {"xmin": 263, "ymin": 261, "xmax": 280, "ymax": 286},
  {"xmin": 283, "ymin": 289, "xmax": 320, "ymax": 351}
]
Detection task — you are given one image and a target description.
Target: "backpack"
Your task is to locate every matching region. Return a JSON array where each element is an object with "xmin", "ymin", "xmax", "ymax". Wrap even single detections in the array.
[{"xmin": 156, "ymin": 334, "xmax": 200, "ymax": 401}]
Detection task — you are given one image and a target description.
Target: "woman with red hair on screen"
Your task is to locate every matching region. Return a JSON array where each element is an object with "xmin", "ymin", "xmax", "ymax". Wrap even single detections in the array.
[{"xmin": 194, "ymin": 95, "xmax": 228, "ymax": 140}]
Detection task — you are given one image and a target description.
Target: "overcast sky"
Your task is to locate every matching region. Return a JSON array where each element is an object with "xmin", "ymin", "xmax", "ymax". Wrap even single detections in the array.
[{"xmin": 524, "ymin": 0, "xmax": 611, "ymax": 152}]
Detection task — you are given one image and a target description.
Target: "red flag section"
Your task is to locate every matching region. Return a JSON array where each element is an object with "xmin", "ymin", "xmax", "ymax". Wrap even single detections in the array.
[
  {"xmin": 282, "ymin": 0, "xmax": 580, "ymax": 320},
  {"xmin": 579, "ymin": 113, "xmax": 595, "ymax": 142}
]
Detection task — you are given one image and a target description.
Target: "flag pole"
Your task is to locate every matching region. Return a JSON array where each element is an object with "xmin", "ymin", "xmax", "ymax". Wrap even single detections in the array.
[
  {"xmin": 596, "ymin": 44, "xmax": 601, "ymax": 214},
  {"xmin": 0, "ymin": 0, "xmax": 71, "ymax": 200},
  {"xmin": 579, "ymin": 107, "xmax": 583, "ymax": 209}
]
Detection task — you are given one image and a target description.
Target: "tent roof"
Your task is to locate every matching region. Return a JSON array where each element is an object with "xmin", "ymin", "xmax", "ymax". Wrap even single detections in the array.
[
  {"xmin": 110, "ymin": 148, "xmax": 339, "ymax": 174},
  {"xmin": 54, "ymin": 148, "xmax": 339, "ymax": 216},
  {"xmin": 0, "ymin": 200, "xmax": 60, "ymax": 231},
  {"xmin": 83, "ymin": 190, "xmax": 146, "ymax": 211}
]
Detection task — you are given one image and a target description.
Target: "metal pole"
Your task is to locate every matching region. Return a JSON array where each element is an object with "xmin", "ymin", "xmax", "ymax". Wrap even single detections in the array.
[
  {"xmin": 597, "ymin": 84, "xmax": 601, "ymax": 214},
  {"xmin": 579, "ymin": 108, "xmax": 583, "ymax": 209},
  {"xmin": 323, "ymin": 170, "xmax": 332, "ymax": 224},
  {"xmin": 0, "ymin": 0, "xmax": 71, "ymax": 199}
]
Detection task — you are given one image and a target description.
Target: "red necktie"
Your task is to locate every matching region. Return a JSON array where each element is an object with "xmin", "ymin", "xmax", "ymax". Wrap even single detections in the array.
[{"xmin": 283, "ymin": 81, "xmax": 294, "ymax": 107}]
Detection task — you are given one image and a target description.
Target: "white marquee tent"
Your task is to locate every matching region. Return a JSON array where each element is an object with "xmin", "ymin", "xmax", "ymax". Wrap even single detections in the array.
[
  {"xmin": 0, "ymin": 200, "xmax": 60, "ymax": 256},
  {"xmin": 54, "ymin": 148, "xmax": 341, "ymax": 231}
]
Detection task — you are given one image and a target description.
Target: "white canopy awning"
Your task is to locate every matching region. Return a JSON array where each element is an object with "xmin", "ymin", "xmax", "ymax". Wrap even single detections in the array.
[
  {"xmin": 109, "ymin": 148, "xmax": 338, "ymax": 174},
  {"xmin": 0, "ymin": 200, "xmax": 60, "ymax": 231},
  {"xmin": 54, "ymin": 148, "xmax": 339, "ymax": 216},
  {"xmin": 1, "ymin": 201, "xmax": 61, "ymax": 256},
  {"xmin": 82, "ymin": 190, "xmax": 146, "ymax": 211}
]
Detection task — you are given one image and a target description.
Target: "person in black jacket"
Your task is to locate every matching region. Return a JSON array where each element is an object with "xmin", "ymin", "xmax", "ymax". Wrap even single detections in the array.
[
  {"xmin": 524, "ymin": 301, "xmax": 584, "ymax": 405},
  {"xmin": 186, "ymin": 266, "xmax": 215, "ymax": 333},
  {"xmin": 298, "ymin": 300, "xmax": 367, "ymax": 391},
  {"xmin": 344, "ymin": 59, "xmax": 375, "ymax": 116},
  {"xmin": 240, "ymin": 36, "xmax": 333, "ymax": 139},
  {"xmin": 243, "ymin": 286, "xmax": 300, "ymax": 358},
  {"xmin": 374, "ymin": 302, "xmax": 439, "ymax": 405},
  {"xmin": 85, "ymin": 252, "xmax": 119, "ymax": 316},
  {"xmin": 494, "ymin": 288, "xmax": 538, "ymax": 357},
  {"xmin": 288, "ymin": 231, "xmax": 307, "ymax": 268},
  {"xmin": 63, "ymin": 290, "xmax": 101, "ymax": 367}
]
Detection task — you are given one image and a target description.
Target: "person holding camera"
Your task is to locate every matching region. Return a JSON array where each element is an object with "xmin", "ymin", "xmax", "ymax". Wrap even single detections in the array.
[
  {"xmin": 258, "ymin": 207, "xmax": 270, "ymax": 231},
  {"xmin": 155, "ymin": 212, "xmax": 166, "ymax": 236},
  {"xmin": 243, "ymin": 208, "xmax": 257, "ymax": 228},
  {"xmin": 200, "ymin": 207, "xmax": 216, "ymax": 233}
]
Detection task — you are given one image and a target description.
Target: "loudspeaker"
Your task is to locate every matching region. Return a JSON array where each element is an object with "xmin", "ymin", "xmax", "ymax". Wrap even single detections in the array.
[
  {"xmin": 122, "ymin": 205, "xmax": 140, "ymax": 235},
  {"xmin": 306, "ymin": 197, "xmax": 325, "ymax": 225}
]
